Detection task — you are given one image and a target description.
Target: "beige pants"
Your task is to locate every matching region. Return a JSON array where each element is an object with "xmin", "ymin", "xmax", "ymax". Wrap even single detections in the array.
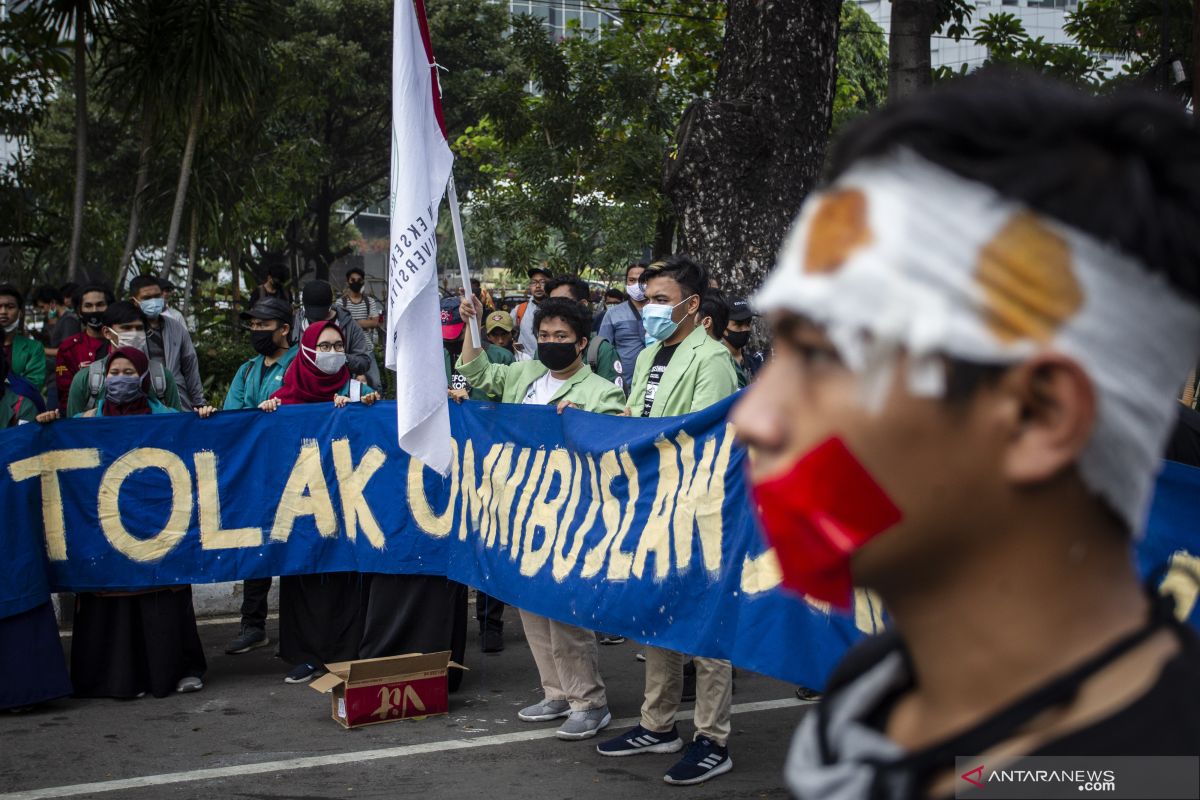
[
  {"xmin": 641, "ymin": 646, "xmax": 732, "ymax": 746},
  {"xmin": 519, "ymin": 610, "xmax": 607, "ymax": 711}
]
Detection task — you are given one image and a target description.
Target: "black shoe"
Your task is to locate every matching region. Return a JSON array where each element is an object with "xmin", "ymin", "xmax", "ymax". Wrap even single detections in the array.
[
  {"xmin": 284, "ymin": 662, "xmax": 324, "ymax": 684},
  {"xmin": 681, "ymin": 660, "xmax": 697, "ymax": 702},
  {"xmin": 224, "ymin": 626, "xmax": 270, "ymax": 655},
  {"xmin": 663, "ymin": 736, "xmax": 732, "ymax": 785},
  {"xmin": 482, "ymin": 628, "xmax": 504, "ymax": 653},
  {"xmin": 795, "ymin": 685, "xmax": 822, "ymax": 701}
]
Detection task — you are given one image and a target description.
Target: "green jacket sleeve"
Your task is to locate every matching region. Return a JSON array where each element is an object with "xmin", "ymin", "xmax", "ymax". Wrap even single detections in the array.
[
  {"xmin": 13, "ymin": 336, "xmax": 45, "ymax": 389},
  {"xmin": 66, "ymin": 367, "xmax": 89, "ymax": 418},
  {"xmin": 596, "ymin": 340, "xmax": 620, "ymax": 383},
  {"xmin": 224, "ymin": 362, "xmax": 250, "ymax": 410},
  {"xmin": 690, "ymin": 348, "xmax": 739, "ymax": 413},
  {"xmin": 591, "ymin": 380, "xmax": 627, "ymax": 415},
  {"xmin": 162, "ymin": 369, "xmax": 182, "ymax": 411},
  {"xmin": 456, "ymin": 350, "xmax": 512, "ymax": 399}
]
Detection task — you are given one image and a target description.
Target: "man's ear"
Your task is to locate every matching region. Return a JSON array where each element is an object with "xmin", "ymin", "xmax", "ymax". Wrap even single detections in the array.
[
  {"xmin": 578, "ymin": 335, "xmax": 589, "ymax": 355},
  {"xmin": 101, "ymin": 326, "xmax": 117, "ymax": 346},
  {"xmin": 1000, "ymin": 354, "xmax": 1096, "ymax": 485}
]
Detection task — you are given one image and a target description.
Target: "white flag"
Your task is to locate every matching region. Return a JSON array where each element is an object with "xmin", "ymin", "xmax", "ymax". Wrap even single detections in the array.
[{"xmin": 385, "ymin": 0, "xmax": 455, "ymax": 475}]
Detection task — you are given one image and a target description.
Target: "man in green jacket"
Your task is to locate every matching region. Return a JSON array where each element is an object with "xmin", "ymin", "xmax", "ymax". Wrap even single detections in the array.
[
  {"xmin": 458, "ymin": 295, "xmax": 623, "ymax": 742},
  {"xmin": 0, "ymin": 284, "xmax": 46, "ymax": 391},
  {"xmin": 221, "ymin": 296, "xmax": 298, "ymax": 657},
  {"xmin": 546, "ymin": 276, "xmax": 623, "ymax": 387},
  {"xmin": 598, "ymin": 256, "xmax": 738, "ymax": 786}
]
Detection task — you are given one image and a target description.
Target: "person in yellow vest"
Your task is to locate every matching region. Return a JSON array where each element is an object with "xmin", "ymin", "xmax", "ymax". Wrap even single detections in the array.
[
  {"xmin": 597, "ymin": 256, "xmax": 738, "ymax": 785},
  {"xmin": 457, "ymin": 294, "xmax": 623, "ymax": 741}
]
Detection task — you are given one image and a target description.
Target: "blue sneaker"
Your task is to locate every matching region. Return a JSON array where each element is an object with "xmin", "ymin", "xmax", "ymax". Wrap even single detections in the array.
[
  {"xmin": 663, "ymin": 736, "xmax": 732, "ymax": 785},
  {"xmin": 596, "ymin": 724, "xmax": 684, "ymax": 757}
]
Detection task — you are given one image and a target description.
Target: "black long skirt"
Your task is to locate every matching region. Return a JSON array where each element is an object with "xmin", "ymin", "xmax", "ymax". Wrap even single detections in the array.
[
  {"xmin": 277, "ymin": 572, "xmax": 367, "ymax": 667},
  {"xmin": 70, "ymin": 588, "xmax": 207, "ymax": 699},
  {"xmin": 358, "ymin": 575, "xmax": 468, "ymax": 692},
  {"xmin": 0, "ymin": 600, "xmax": 72, "ymax": 709}
]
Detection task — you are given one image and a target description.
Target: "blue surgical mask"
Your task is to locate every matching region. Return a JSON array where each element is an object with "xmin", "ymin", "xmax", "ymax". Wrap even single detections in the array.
[
  {"xmin": 641, "ymin": 295, "xmax": 696, "ymax": 343},
  {"xmin": 139, "ymin": 297, "xmax": 165, "ymax": 318},
  {"xmin": 105, "ymin": 374, "xmax": 145, "ymax": 405}
]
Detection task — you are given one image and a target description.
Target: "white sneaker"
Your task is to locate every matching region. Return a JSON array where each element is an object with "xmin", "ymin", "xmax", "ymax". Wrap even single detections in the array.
[
  {"xmin": 556, "ymin": 707, "xmax": 612, "ymax": 740},
  {"xmin": 518, "ymin": 698, "xmax": 571, "ymax": 722}
]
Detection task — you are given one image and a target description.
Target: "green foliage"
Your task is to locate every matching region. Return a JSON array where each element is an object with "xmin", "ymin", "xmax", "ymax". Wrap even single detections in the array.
[
  {"xmin": 834, "ymin": 3, "xmax": 888, "ymax": 132},
  {"xmin": 0, "ymin": 8, "xmax": 71, "ymax": 137}
]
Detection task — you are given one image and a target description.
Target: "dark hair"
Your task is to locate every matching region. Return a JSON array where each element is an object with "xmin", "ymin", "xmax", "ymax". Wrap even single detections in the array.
[
  {"xmin": 74, "ymin": 283, "xmax": 114, "ymax": 309},
  {"xmin": 625, "ymin": 262, "xmax": 648, "ymax": 281},
  {"xmin": 639, "ymin": 255, "xmax": 708, "ymax": 302},
  {"xmin": 32, "ymin": 286, "xmax": 63, "ymax": 305},
  {"xmin": 267, "ymin": 262, "xmax": 289, "ymax": 283},
  {"xmin": 59, "ymin": 282, "xmax": 78, "ymax": 301},
  {"xmin": 104, "ymin": 300, "xmax": 144, "ymax": 327},
  {"xmin": 533, "ymin": 297, "xmax": 590, "ymax": 342},
  {"xmin": 346, "ymin": 266, "xmax": 365, "ymax": 280},
  {"xmin": 698, "ymin": 289, "xmax": 730, "ymax": 341},
  {"xmin": 546, "ymin": 275, "xmax": 590, "ymax": 304},
  {"xmin": 0, "ymin": 283, "xmax": 23, "ymax": 308},
  {"xmin": 127, "ymin": 274, "xmax": 161, "ymax": 297},
  {"xmin": 829, "ymin": 69, "xmax": 1200, "ymax": 301},
  {"xmin": 605, "ymin": 287, "xmax": 625, "ymax": 301}
]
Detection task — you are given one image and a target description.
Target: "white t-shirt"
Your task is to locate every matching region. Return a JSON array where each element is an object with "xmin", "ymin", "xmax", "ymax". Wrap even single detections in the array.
[{"xmin": 522, "ymin": 372, "xmax": 565, "ymax": 406}]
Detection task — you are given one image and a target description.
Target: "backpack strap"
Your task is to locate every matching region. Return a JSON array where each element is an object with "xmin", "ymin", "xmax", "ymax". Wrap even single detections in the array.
[
  {"xmin": 85, "ymin": 360, "xmax": 105, "ymax": 410},
  {"xmin": 587, "ymin": 336, "xmax": 603, "ymax": 370},
  {"xmin": 515, "ymin": 301, "xmax": 528, "ymax": 328},
  {"xmin": 148, "ymin": 360, "xmax": 168, "ymax": 402}
]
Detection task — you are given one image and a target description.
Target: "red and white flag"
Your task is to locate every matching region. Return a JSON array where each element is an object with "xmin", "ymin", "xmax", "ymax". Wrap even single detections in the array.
[{"xmin": 385, "ymin": 0, "xmax": 454, "ymax": 475}]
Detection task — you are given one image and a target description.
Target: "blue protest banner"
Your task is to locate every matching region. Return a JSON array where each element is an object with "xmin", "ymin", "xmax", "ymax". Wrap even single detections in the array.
[{"xmin": 1, "ymin": 397, "xmax": 1197, "ymax": 689}]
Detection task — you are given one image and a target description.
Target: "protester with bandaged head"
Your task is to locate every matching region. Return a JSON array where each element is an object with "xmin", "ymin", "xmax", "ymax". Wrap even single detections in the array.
[
  {"xmin": 259, "ymin": 320, "xmax": 378, "ymax": 685},
  {"xmin": 731, "ymin": 72, "xmax": 1200, "ymax": 799}
]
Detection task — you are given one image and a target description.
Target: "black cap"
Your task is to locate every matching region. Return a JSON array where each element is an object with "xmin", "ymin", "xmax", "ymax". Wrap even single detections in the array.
[
  {"xmin": 528, "ymin": 266, "xmax": 550, "ymax": 279},
  {"xmin": 729, "ymin": 298, "xmax": 754, "ymax": 322},
  {"xmin": 240, "ymin": 296, "xmax": 293, "ymax": 325},
  {"xmin": 301, "ymin": 281, "xmax": 333, "ymax": 323}
]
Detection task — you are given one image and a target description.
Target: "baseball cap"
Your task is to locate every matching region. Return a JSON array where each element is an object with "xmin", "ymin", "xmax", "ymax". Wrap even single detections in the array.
[
  {"xmin": 301, "ymin": 281, "xmax": 333, "ymax": 324},
  {"xmin": 240, "ymin": 296, "xmax": 293, "ymax": 325},
  {"xmin": 528, "ymin": 266, "xmax": 551, "ymax": 280},
  {"xmin": 440, "ymin": 296, "xmax": 465, "ymax": 340},
  {"xmin": 485, "ymin": 310, "xmax": 514, "ymax": 333},
  {"xmin": 729, "ymin": 298, "xmax": 754, "ymax": 322}
]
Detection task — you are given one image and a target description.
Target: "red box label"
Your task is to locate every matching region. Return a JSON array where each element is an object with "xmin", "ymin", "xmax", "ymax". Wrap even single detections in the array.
[{"xmin": 342, "ymin": 675, "xmax": 448, "ymax": 727}]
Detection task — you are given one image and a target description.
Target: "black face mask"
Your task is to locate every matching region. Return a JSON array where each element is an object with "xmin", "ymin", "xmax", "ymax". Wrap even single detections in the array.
[
  {"xmin": 725, "ymin": 330, "xmax": 751, "ymax": 350},
  {"xmin": 348, "ymin": 281, "xmax": 363, "ymax": 292},
  {"xmin": 538, "ymin": 341, "xmax": 579, "ymax": 371},
  {"xmin": 251, "ymin": 329, "xmax": 281, "ymax": 356},
  {"xmin": 82, "ymin": 312, "xmax": 105, "ymax": 330}
]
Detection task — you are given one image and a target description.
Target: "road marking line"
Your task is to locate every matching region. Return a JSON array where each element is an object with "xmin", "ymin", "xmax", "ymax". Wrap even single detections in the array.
[{"xmin": 0, "ymin": 698, "xmax": 809, "ymax": 799}]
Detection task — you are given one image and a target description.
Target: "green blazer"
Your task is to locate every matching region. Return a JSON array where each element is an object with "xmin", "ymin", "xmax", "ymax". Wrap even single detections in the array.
[
  {"xmin": 628, "ymin": 325, "xmax": 739, "ymax": 417},
  {"xmin": 456, "ymin": 350, "xmax": 626, "ymax": 415},
  {"xmin": 9, "ymin": 335, "xmax": 45, "ymax": 389}
]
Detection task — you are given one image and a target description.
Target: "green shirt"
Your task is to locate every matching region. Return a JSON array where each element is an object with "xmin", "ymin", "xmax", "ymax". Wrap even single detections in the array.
[
  {"xmin": 224, "ymin": 346, "xmax": 299, "ymax": 409},
  {"xmin": 456, "ymin": 350, "xmax": 626, "ymax": 415},
  {"xmin": 628, "ymin": 325, "xmax": 739, "ymax": 417},
  {"xmin": 445, "ymin": 344, "xmax": 514, "ymax": 401},
  {"xmin": 1, "ymin": 388, "xmax": 37, "ymax": 427},
  {"xmin": 8, "ymin": 335, "xmax": 45, "ymax": 390}
]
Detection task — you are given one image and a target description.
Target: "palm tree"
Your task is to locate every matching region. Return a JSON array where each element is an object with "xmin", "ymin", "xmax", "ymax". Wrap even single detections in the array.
[
  {"xmin": 97, "ymin": 0, "xmax": 176, "ymax": 289},
  {"xmin": 159, "ymin": 0, "xmax": 272, "ymax": 278},
  {"xmin": 38, "ymin": 0, "xmax": 110, "ymax": 282}
]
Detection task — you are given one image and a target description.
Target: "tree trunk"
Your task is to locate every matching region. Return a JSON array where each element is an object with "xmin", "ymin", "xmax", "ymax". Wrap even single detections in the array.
[
  {"xmin": 663, "ymin": 0, "xmax": 842, "ymax": 298},
  {"xmin": 888, "ymin": 0, "xmax": 937, "ymax": 101},
  {"xmin": 185, "ymin": 204, "xmax": 200, "ymax": 323},
  {"xmin": 67, "ymin": 0, "xmax": 88, "ymax": 282},
  {"xmin": 1192, "ymin": 0, "xmax": 1199, "ymax": 115},
  {"xmin": 229, "ymin": 246, "xmax": 243, "ymax": 322},
  {"xmin": 652, "ymin": 207, "xmax": 676, "ymax": 260},
  {"xmin": 116, "ymin": 109, "xmax": 156, "ymax": 290},
  {"xmin": 314, "ymin": 178, "xmax": 333, "ymax": 281},
  {"xmin": 162, "ymin": 82, "xmax": 204, "ymax": 277}
]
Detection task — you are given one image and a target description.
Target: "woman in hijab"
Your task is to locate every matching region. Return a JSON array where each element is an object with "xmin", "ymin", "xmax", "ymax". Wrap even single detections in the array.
[
  {"xmin": 259, "ymin": 321, "xmax": 378, "ymax": 683},
  {"xmin": 0, "ymin": 348, "xmax": 73, "ymax": 711},
  {"xmin": 40, "ymin": 346, "xmax": 216, "ymax": 698}
]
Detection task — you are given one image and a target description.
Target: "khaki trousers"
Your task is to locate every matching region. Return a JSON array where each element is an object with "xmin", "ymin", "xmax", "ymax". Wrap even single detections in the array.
[
  {"xmin": 519, "ymin": 610, "xmax": 607, "ymax": 711},
  {"xmin": 640, "ymin": 646, "xmax": 732, "ymax": 746}
]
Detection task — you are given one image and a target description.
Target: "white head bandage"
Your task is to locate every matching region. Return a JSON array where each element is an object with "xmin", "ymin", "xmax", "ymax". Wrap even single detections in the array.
[{"xmin": 755, "ymin": 152, "xmax": 1200, "ymax": 533}]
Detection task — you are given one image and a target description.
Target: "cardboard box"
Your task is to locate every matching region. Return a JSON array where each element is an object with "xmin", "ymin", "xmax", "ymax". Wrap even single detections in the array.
[{"xmin": 310, "ymin": 651, "xmax": 464, "ymax": 729}]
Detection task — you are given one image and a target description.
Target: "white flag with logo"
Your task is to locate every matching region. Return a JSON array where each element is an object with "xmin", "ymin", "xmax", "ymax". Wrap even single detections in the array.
[{"xmin": 385, "ymin": 0, "xmax": 454, "ymax": 475}]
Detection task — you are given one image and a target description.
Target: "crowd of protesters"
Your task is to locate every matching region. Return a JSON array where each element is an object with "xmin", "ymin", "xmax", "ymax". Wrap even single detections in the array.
[{"xmin": 1, "ymin": 253, "xmax": 766, "ymax": 786}]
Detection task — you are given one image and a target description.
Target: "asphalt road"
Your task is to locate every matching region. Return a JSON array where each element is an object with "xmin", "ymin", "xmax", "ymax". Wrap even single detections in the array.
[{"xmin": 0, "ymin": 600, "xmax": 811, "ymax": 800}]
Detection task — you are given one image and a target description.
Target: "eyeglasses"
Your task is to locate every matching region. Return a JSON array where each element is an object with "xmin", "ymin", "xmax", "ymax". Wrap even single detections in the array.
[
  {"xmin": 530, "ymin": 279, "xmax": 547, "ymax": 287},
  {"xmin": 314, "ymin": 341, "xmax": 345, "ymax": 352}
]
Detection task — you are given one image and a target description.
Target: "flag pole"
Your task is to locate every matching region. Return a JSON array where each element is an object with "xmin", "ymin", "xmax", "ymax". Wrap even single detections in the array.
[{"xmin": 446, "ymin": 174, "xmax": 481, "ymax": 348}]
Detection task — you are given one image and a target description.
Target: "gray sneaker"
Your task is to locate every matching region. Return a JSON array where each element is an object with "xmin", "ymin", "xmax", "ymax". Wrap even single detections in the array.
[
  {"xmin": 517, "ymin": 698, "xmax": 571, "ymax": 722},
  {"xmin": 556, "ymin": 706, "xmax": 612, "ymax": 740}
]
